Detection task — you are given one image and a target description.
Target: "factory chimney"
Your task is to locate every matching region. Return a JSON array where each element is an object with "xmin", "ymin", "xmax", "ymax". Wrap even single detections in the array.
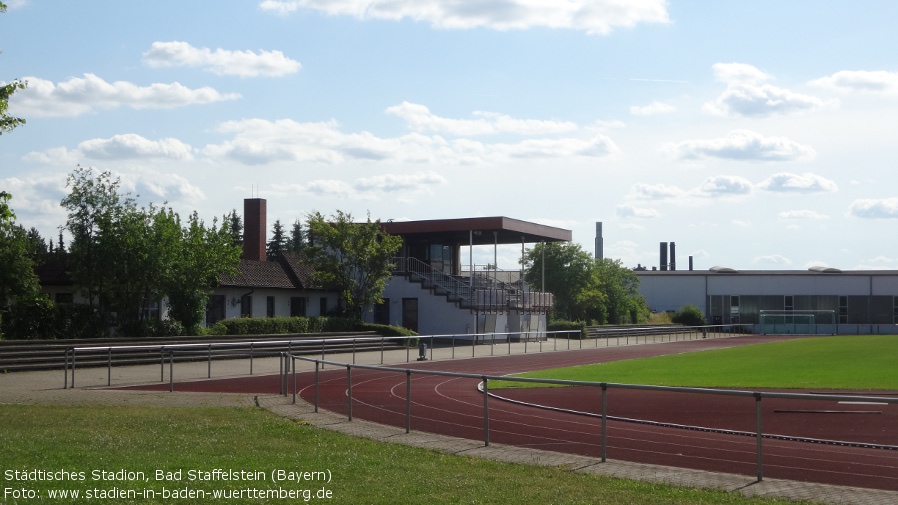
[
  {"xmin": 669, "ymin": 242, "xmax": 676, "ymax": 271},
  {"xmin": 659, "ymin": 242, "xmax": 668, "ymax": 271},
  {"xmin": 243, "ymin": 198, "xmax": 266, "ymax": 262},
  {"xmin": 595, "ymin": 222, "xmax": 603, "ymax": 260}
]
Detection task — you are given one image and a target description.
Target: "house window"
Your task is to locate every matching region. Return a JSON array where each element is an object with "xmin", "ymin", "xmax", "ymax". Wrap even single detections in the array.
[
  {"xmin": 241, "ymin": 295, "xmax": 253, "ymax": 317},
  {"xmin": 784, "ymin": 295, "xmax": 794, "ymax": 312},
  {"xmin": 320, "ymin": 297, "xmax": 328, "ymax": 316},
  {"xmin": 290, "ymin": 297, "xmax": 307, "ymax": 317},
  {"xmin": 267, "ymin": 296, "xmax": 275, "ymax": 318},
  {"xmin": 55, "ymin": 292, "xmax": 73, "ymax": 304},
  {"xmin": 206, "ymin": 295, "xmax": 225, "ymax": 325},
  {"xmin": 141, "ymin": 300, "xmax": 161, "ymax": 321},
  {"xmin": 839, "ymin": 296, "xmax": 848, "ymax": 324}
]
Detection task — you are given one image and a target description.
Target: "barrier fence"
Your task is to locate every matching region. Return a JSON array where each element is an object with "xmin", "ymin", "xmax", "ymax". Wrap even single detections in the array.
[
  {"xmin": 284, "ymin": 354, "xmax": 898, "ymax": 483},
  {"xmin": 62, "ymin": 325, "xmax": 749, "ymax": 389}
]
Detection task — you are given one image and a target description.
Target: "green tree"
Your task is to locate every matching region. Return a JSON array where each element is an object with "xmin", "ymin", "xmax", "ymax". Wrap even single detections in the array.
[
  {"xmin": 0, "ymin": 2, "xmax": 27, "ymax": 135},
  {"xmin": 163, "ymin": 211, "xmax": 240, "ymax": 333},
  {"xmin": 0, "ymin": 191, "xmax": 39, "ymax": 311},
  {"xmin": 305, "ymin": 210, "xmax": 402, "ymax": 320},
  {"xmin": 267, "ymin": 218, "xmax": 287, "ymax": 260},
  {"xmin": 226, "ymin": 209, "xmax": 243, "ymax": 247},
  {"xmin": 524, "ymin": 243, "xmax": 648, "ymax": 324},
  {"xmin": 287, "ymin": 219, "xmax": 305, "ymax": 253},
  {"xmin": 523, "ymin": 242, "xmax": 594, "ymax": 321}
]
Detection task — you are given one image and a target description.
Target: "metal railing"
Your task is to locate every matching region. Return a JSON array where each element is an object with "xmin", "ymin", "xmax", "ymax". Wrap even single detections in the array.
[
  {"xmin": 62, "ymin": 325, "xmax": 748, "ymax": 389},
  {"xmin": 284, "ymin": 354, "xmax": 898, "ymax": 483}
]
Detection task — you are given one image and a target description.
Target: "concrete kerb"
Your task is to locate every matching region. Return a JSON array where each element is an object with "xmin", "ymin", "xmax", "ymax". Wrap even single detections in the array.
[{"xmin": 2, "ymin": 337, "xmax": 897, "ymax": 505}]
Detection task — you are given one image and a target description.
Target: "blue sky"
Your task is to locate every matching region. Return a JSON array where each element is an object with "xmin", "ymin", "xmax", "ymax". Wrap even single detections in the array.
[{"xmin": 2, "ymin": 1, "xmax": 898, "ymax": 271}]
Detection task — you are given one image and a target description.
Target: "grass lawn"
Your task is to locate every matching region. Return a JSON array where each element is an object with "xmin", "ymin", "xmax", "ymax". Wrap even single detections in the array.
[
  {"xmin": 495, "ymin": 335, "xmax": 898, "ymax": 390},
  {"xmin": 0, "ymin": 404, "xmax": 808, "ymax": 505}
]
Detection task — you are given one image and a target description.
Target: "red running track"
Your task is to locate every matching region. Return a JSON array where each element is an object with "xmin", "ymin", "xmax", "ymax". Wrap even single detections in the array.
[{"xmin": 123, "ymin": 336, "xmax": 898, "ymax": 491}]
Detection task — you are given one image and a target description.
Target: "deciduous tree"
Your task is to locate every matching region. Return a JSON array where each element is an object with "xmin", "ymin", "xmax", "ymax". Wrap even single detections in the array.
[
  {"xmin": 305, "ymin": 210, "xmax": 402, "ymax": 320},
  {"xmin": 0, "ymin": 2, "xmax": 27, "ymax": 135}
]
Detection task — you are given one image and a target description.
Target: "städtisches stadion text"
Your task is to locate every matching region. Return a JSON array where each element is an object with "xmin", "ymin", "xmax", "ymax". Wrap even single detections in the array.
[{"xmin": 3, "ymin": 468, "xmax": 334, "ymax": 501}]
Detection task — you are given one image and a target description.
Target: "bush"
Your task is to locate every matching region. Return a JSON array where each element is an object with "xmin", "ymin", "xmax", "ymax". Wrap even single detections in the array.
[
  {"xmin": 118, "ymin": 319, "xmax": 185, "ymax": 338},
  {"xmin": 208, "ymin": 316, "xmax": 356, "ymax": 336},
  {"xmin": 547, "ymin": 320, "xmax": 587, "ymax": 339},
  {"xmin": 671, "ymin": 304, "xmax": 707, "ymax": 326},
  {"xmin": 354, "ymin": 322, "xmax": 417, "ymax": 337}
]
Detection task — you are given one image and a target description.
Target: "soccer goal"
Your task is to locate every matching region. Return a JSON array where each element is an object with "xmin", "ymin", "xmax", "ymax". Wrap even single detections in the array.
[{"xmin": 758, "ymin": 310, "xmax": 836, "ymax": 335}]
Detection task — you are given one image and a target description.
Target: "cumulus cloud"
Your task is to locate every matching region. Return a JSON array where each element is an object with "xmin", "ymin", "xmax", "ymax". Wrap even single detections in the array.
[
  {"xmin": 386, "ymin": 101, "xmax": 578, "ymax": 135},
  {"xmin": 9, "ymin": 74, "xmax": 241, "ymax": 117},
  {"xmin": 277, "ymin": 171, "xmax": 446, "ymax": 199},
  {"xmin": 77, "ymin": 134, "xmax": 194, "ymax": 161},
  {"xmin": 703, "ymin": 63, "xmax": 831, "ymax": 117},
  {"xmin": 143, "ymin": 41, "xmax": 301, "ymax": 77},
  {"xmin": 629, "ymin": 100, "xmax": 676, "ymax": 116},
  {"xmin": 778, "ymin": 209, "xmax": 830, "ymax": 219},
  {"xmin": 203, "ymin": 117, "xmax": 617, "ymax": 165},
  {"xmin": 663, "ymin": 129, "xmax": 816, "ymax": 163},
  {"xmin": 697, "ymin": 175, "xmax": 752, "ymax": 196},
  {"xmin": 758, "ymin": 172, "xmax": 838, "ymax": 193},
  {"xmin": 809, "ymin": 70, "xmax": 898, "ymax": 94},
  {"xmin": 258, "ymin": 0, "xmax": 670, "ymax": 35},
  {"xmin": 615, "ymin": 204, "xmax": 659, "ymax": 218},
  {"xmin": 848, "ymin": 198, "xmax": 898, "ymax": 219},
  {"xmin": 25, "ymin": 134, "xmax": 194, "ymax": 163}
]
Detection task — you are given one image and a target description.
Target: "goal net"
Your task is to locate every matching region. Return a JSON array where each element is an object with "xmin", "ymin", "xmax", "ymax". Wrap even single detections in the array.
[{"xmin": 758, "ymin": 310, "xmax": 836, "ymax": 335}]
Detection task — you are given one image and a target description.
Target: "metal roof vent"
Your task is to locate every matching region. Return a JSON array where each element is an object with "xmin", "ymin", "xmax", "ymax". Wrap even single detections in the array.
[
  {"xmin": 710, "ymin": 266, "xmax": 738, "ymax": 273},
  {"xmin": 808, "ymin": 266, "xmax": 842, "ymax": 273}
]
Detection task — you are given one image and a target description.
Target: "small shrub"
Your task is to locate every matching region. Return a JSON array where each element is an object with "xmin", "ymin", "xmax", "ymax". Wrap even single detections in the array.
[
  {"xmin": 547, "ymin": 320, "xmax": 587, "ymax": 339},
  {"xmin": 671, "ymin": 304, "xmax": 707, "ymax": 326}
]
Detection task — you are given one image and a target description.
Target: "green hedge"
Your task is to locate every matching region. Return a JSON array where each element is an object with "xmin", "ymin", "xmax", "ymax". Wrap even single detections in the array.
[
  {"xmin": 547, "ymin": 320, "xmax": 587, "ymax": 339},
  {"xmin": 208, "ymin": 316, "xmax": 358, "ymax": 336}
]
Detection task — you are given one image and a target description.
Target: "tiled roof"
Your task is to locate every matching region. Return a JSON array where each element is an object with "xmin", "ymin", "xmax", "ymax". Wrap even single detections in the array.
[
  {"xmin": 278, "ymin": 251, "xmax": 321, "ymax": 289},
  {"xmin": 218, "ymin": 259, "xmax": 296, "ymax": 289}
]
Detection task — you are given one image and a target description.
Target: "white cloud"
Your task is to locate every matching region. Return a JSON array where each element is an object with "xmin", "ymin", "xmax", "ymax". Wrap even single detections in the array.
[
  {"xmin": 703, "ymin": 63, "xmax": 831, "ymax": 117},
  {"xmin": 203, "ymin": 117, "xmax": 617, "ymax": 166},
  {"xmin": 778, "ymin": 209, "xmax": 830, "ymax": 220},
  {"xmin": 697, "ymin": 175, "xmax": 752, "ymax": 196},
  {"xmin": 711, "ymin": 62, "xmax": 772, "ymax": 84},
  {"xmin": 615, "ymin": 204, "xmax": 659, "ymax": 218},
  {"xmin": 663, "ymin": 129, "xmax": 816, "ymax": 163},
  {"xmin": 809, "ymin": 70, "xmax": 898, "ymax": 94},
  {"xmin": 629, "ymin": 100, "xmax": 676, "ymax": 116},
  {"xmin": 259, "ymin": 0, "xmax": 670, "ymax": 35},
  {"xmin": 630, "ymin": 183, "xmax": 687, "ymax": 202},
  {"xmin": 10, "ymin": 74, "xmax": 241, "ymax": 117},
  {"xmin": 752, "ymin": 254, "xmax": 793, "ymax": 266},
  {"xmin": 77, "ymin": 134, "xmax": 194, "ymax": 161},
  {"xmin": 848, "ymin": 198, "xmax": 898, "ymax": 219},
  {"xmin": 386, "ymin": 101, "xmax": 578, "ymax": 135},
  {"xmin": 758, "ymin": 172, "xmax": 838, "ymax": 193},
  {"xmin": 275, "ymin": 171, "xmax": 445, "ymax": 199},
  {"xmin": 143, "ymin": 41, "xmax": 301, "ymax": 77}
]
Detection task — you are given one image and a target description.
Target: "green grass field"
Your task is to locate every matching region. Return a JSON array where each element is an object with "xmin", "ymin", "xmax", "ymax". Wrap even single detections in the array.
[
  {"xmin": 0, "ymin": 404, "xmax": 806, "ymax": 505},
  {"xmin": 496, "ymin": 335, "xmax": 898, "ymax": 390}
]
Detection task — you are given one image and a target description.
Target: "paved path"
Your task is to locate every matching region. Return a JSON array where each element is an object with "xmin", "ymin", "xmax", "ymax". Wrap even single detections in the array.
[{"xmin": 1, "ymin": 337, "xmax": 896, "ymax": 505}]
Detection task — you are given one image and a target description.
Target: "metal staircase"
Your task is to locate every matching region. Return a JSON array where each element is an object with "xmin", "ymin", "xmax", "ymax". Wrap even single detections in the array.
[{"xmin": 395, "ymin": 258, "xmax": 552, "ymax": 312}]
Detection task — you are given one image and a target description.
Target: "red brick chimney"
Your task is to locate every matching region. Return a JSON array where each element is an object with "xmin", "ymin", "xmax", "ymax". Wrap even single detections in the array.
[{"xmin": 243, "ymin": 198, "xmax": 266, "ymax": 261}]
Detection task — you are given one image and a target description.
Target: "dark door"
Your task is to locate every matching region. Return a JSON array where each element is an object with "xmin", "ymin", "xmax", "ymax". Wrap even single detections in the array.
[{"xmin": 402, "ymin": 298, "xmax": 418, "ymax": 332}]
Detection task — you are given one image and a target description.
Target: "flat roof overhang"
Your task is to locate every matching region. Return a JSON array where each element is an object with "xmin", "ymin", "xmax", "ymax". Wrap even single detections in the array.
[{"xmin": 381, "ymin": 216, "xmax": 572, "ymax": 246}]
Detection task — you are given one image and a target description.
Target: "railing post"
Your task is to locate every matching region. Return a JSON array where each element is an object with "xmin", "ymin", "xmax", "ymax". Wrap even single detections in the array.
[
  {"xmin": 63, "ymin": 349, "xmax": 70, "ymax": 389},
  {"xmin": 452, "ymin": 334, "xmax": 456, "ymax": 359},
  {"xmin": 755, "ymin": 393, "xmax": 763, "ymax": 481},
  {"xmin": 168, "ymin": 350, "xmax": 174, "ymax": 393},
  {"xmin": 208, "ymin": 343, "xmax": 212, "ymax": 379},
  {"xmin": 160, "ymin": 349, "xmax": 165, "ymax": 382},
  {"xmin": 107, "ymin": 348, "xmax": 112, "ymax": 386},
  {"xmin": 314, "ymin": 361, "xmax": 320, "ymax": 413},
  {"xmin": 380, "ymin": 337, "xmax": 385, "ymax": 365},
  {"xmin": 482, "ymin": 377, "xmax": 490, "ymax": 446},
  {"xmin": 250, "ymin": 343, "xmax": 254, "ymax": 375},
  {"xmin": 292, "ymin": 356, "xmax": 297, "ymax": 404},
  {"xmin": 347, "ymin": 365, "xmax": 353, "ymax": 421},
  {"xmin": 405, "ymin": 370, "xmax": 412, "ymax": 434},
  {"xmin": 601, "ymin": 384, "xmax": 608, "ymax": 462},
  {"xmin": 352, "ymin": 338, "xmax": 357, "ymax": 364}
]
